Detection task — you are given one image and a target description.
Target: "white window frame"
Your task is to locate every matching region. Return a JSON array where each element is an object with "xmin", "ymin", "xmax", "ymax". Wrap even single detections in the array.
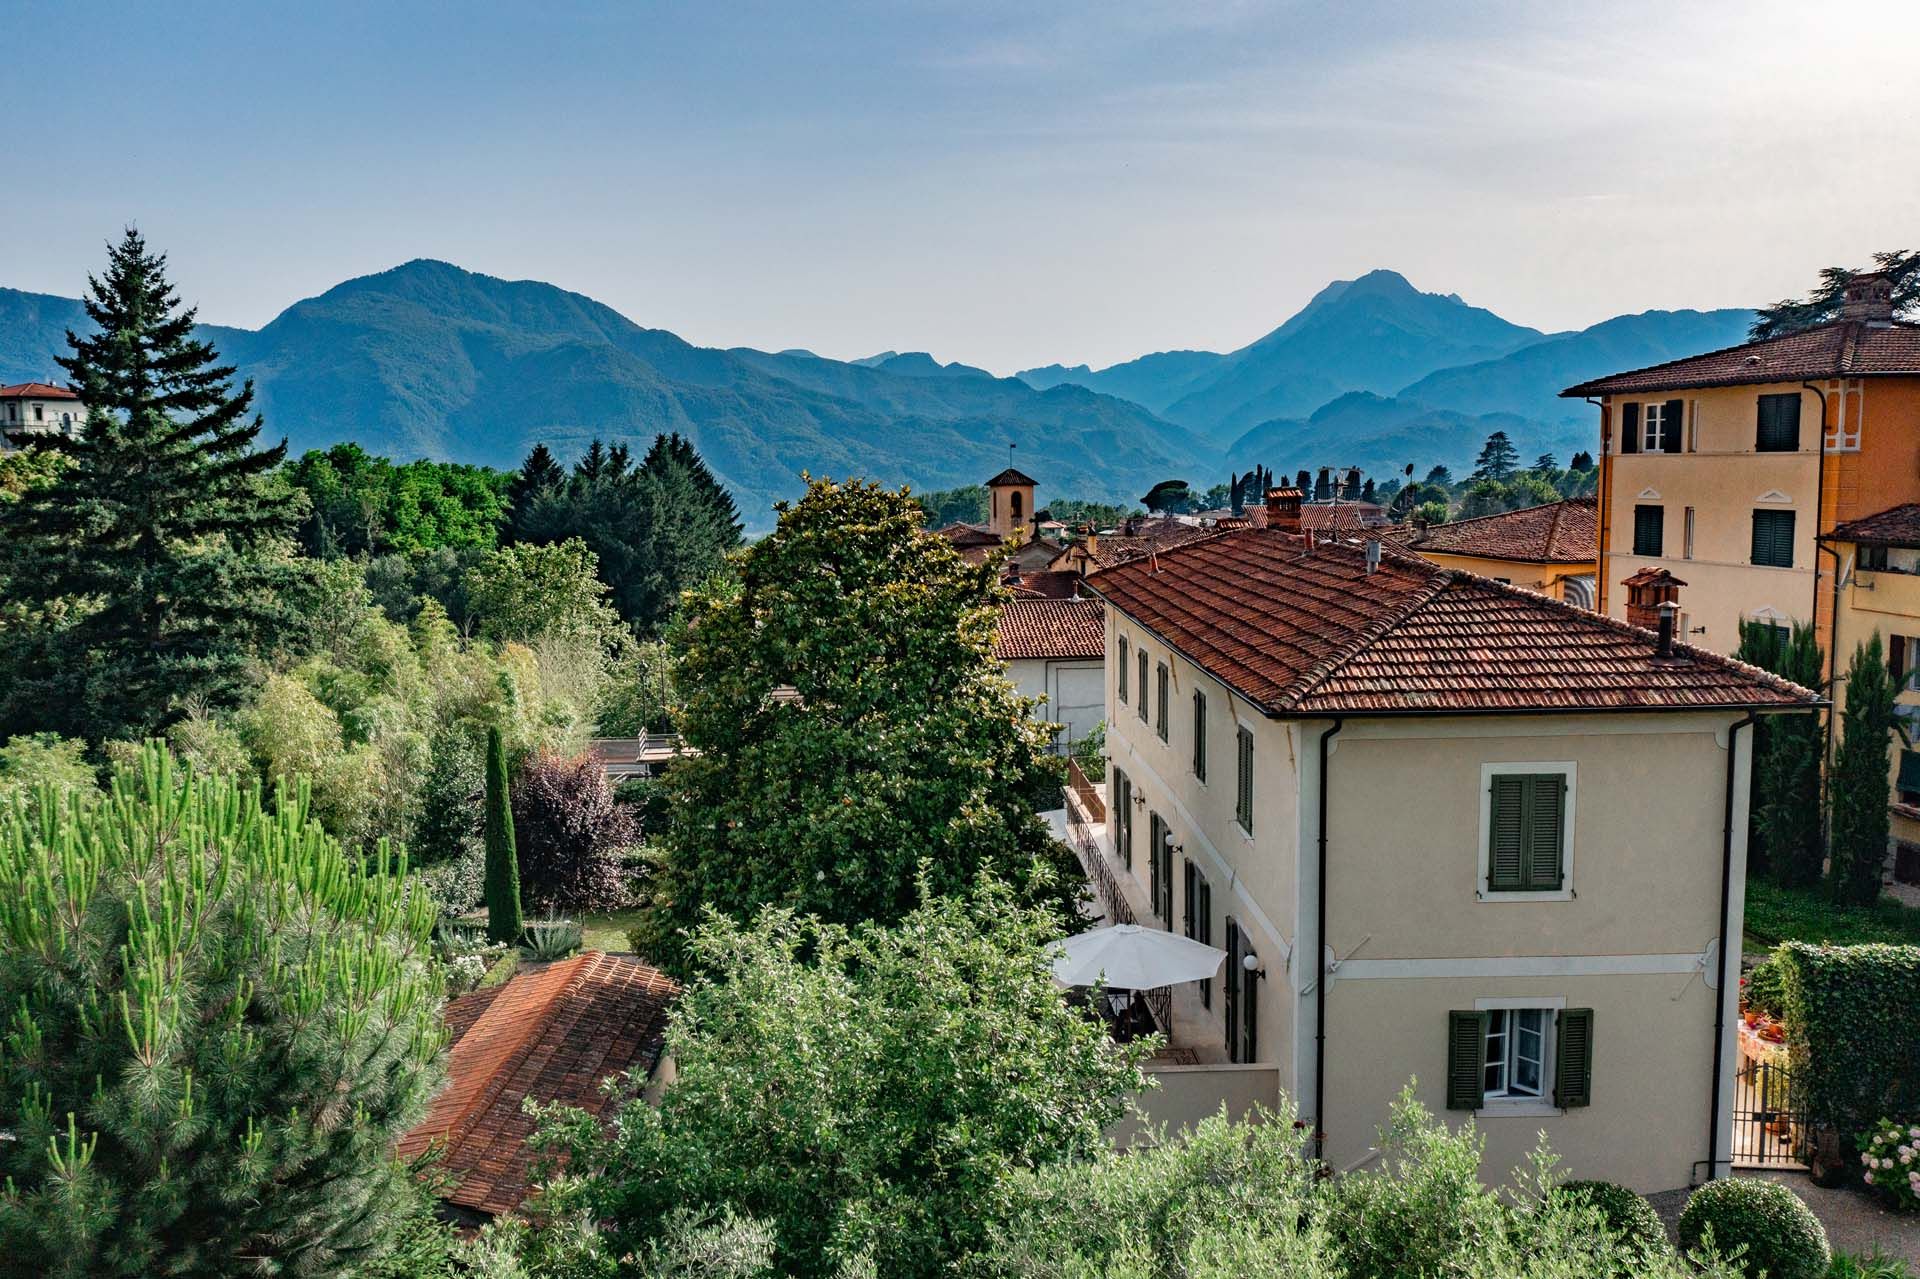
[
  {"xmin": 1474, "ymin": 995, "xmax": 1566, "ymax": 1117},
  {"xmin": 1641, "ymin": 402, "xmax": 1665, "ymax": 452},
  {"xmin": 1475, "ymin": 761, "xmax": 1576, "ymax": 903}
]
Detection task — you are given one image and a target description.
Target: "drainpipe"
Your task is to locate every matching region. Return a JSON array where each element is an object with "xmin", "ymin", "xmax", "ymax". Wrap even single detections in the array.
[
  {"xmin": 1708, "ymin": 711, "xmax": 1759, "ymax": 1182},
  {"xmin": 1313, "ymin": 717, "xmax": 1344, "ymax": 1165},
  {"xmin": 1804, "ymin": 381, "xmax": 1841, "ymax": 776}
]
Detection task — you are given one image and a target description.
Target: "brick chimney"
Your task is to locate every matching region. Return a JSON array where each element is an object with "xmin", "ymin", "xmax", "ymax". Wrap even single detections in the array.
[
  {"xmin": 1265, "ymin": 487, "xmax": 1304, "ymax": 535},
  {"xmin": 1622, "ymin": 566, "xmax": 1687, "ymax": 632},
  {"xmin": 1842, "ymin": 272, "xmax": 1896, "ymax": 327}
]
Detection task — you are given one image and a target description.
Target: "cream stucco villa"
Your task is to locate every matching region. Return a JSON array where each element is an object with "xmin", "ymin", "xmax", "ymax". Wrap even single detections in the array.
[{"xmin": 1071, "ymin": 487, "xmax": 1818, "ymax": 1192}]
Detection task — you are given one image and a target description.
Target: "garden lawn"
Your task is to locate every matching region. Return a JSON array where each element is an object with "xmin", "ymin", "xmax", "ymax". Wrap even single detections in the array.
[
  {"xmin": 582, "ymin": 909, "xmax": 646, "ymax": 955},
  {"xmin": 1745, "ymin": 879, "xmax": 1920, "ymax": 949}
]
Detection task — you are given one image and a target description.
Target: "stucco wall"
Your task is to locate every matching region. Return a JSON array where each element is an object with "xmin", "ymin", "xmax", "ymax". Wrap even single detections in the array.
[
  {"xmin": 1005, "ymin": 656, "xmax": 1105, "ymax": 751},
  {"xmin": 1414, "ymin": 550, "xmax": 1585, "ymax": 599}
]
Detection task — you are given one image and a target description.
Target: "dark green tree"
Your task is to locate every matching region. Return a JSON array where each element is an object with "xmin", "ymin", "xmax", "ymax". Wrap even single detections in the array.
[
  {"xmin": 1470, "ymin": 431, "xmax": 1520, "ymax": 482},
  {"xmin": 0, "ymin": 745, "xmax": 445, "ymax": 1277},
  {"xmin": 1569, "ymin": 450, "xmax": 1595, "ymax": 471},
  {"xmin": 505, "ymin": 443, "xmax": 565, "ymax": 542},
  {"xmin": 484, "ymin": 725, "xmax": 523, "ymax": 943},
  {"xmin": 284, "ymin": 444, "xmax": 509, "ymax": 558},
  {"xmin": 1424, "ymin": 464, "xmax": 1454, "ymax": 488},
  {"xmin": 1751, "ymin": 251, "xmax": 1920, "ymax": 339},
  {"xmin": 1829, "ymin": 634, "xmax": 1897, "ymax": 906},
  {"xmin": 1313, "ymin": 468, "xmax": 1333, "ymax": 501},
  {"xmin": 1532, "ymin": 453, "xmax": 1559, "ymax": 474},
  {"xmin": 1736, "ymin": 621, "xmax": 1826, "ymax": 888},
  {"xmin": 631, "ymin": 477, "xmax": 1082, "ymax": 971},
  {"xmin": 1141, "ymin": 479, "xmax": 1191, "ymax": 516},
  {"xmin": 1360, "ymin": 477, "xmax": 1376, "ymax": 502},
  {"xmin": 0, "ymin": 230, "xmax": 302, "ymax": 742}
]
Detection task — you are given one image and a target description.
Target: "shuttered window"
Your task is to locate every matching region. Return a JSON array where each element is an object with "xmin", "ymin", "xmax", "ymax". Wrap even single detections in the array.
[
  {"xmin": 1113, "ymin": 768, "xmax": 1132, "ymax": 869},
  {"xmin": 1449, "ymin": 1007, "xmax": 1593, "ymax": 1110},
  {"xmin": 1192, "ymin": 690, "xmax": 1208, "ymax": 782},
  {"xmin": 1184, "ymin": 860, "xmax": 1213, "ymax": 1008},
  {"xmin": 1487, "ymin": 773, "xmax": 1567, "ymax": 893},
  {"xmin": 1751, "ymin": 509, "xmax": 1795, "ymax": 568},
  {"xmin": 1225, "ymin": 918, "xmax": 1257, "ymax": 1062},
  {"xmin": 1148, "ymin": 812, "xmax": 1173, "ymax": 924},
  {"xmin": 1657, "ymin": 398, "xmax": 1684, "ymax": 453},
  {"xmin": 1117, "ymin": 638, "xmax": 1128, "ymax": 703},
  {"xmin": 1618, "ymin": 402, "xmax": 1640, "ymax": 455},
  {"xmin": 1235, "ymin": 726, "xmax": 1254, "ymax": 834},
  {"xmin": 1137, "ymin": 650, "xmax": 1149, "ymax": 722},
  {"xmin": 1632, "ymin": 504, "xmax": 1663, "ymax": 557},
  {"xmin": 1756, "ymin": 393, "xmax": 1802, "ymax": 452},
  {"xmin": 1155, "ymin": 663, "xmax": 1169, "ymax": 742}
]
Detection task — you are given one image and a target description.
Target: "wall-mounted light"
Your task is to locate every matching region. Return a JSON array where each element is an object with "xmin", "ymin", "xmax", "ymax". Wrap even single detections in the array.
[{"xmin": 1241, "ymin": 951, "xmax": 1265, "ymax": 979}]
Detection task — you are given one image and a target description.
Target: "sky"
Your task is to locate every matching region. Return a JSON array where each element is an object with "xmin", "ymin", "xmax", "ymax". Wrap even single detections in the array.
[{"xmin": 3, "ymin": 0, "xmax": 1916, "ymax": 375}]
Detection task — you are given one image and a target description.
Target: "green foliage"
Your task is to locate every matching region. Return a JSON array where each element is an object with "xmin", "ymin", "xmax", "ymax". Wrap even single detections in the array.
[
  {"xmin": 1454, "ymin": 473, "xmax": 1561, "ymax": 519},
  {"xmin": 912, "ymin": 483, "xmax": 988, "ymax": 528},
  {"xmin": 0, "ymin": 229, "xmax": 304, "ymax": 743},
  {"xmin": 1856, "ymin": 1120, "xmax": 1920, "ymax": 1210},
  {"xmin": 1752, "ymin": 252, "xmax": 1920, "ymax": 339},
  {"xmin": 522, "ymin": 915, "xmax": 585, "ymax": 963},
  {"xmin": 1470, "ymin": 430, "xmax": 1520, "ymax": 481},
  {"xmin": 285, "ymin": 442, "xmax": 511, "ymax": 558},
  {"xmin": 1413, "ymin": 499, "xmax": 1450, "ymax": 526},
  {"xmin": 1744, "ymin": 948, "xmax": 1789, "ymax": 1019},
  {"xmin": 525, "ymin": 884, "xmax": 1151, "ymax": 1279},
  {"xmin": 1678, "ymin": 1177, "xmax": 1830, "ymax": 1279},
  {"xmin": 1831, "ymin": 635, "xmax": 1897, "ymax": 906},
  {"xmin": 1140, "ymin": 478, "xmax": 1192, "ymax": 514},
  {"xmin": 508, "ymin": 435, "xmax": 742, "ymax": 636},
  {"xmin": 1737, "ymin": 620, "xmax": 1826, "ymax": 888},
  {"xmin": 0, "ymin": 744, "xmax": 447, "ymax": 1276},
  {"xmin": 597, "ymin": 640, "xmax": 676, "ymax": 738},
  {"xmin": 1047, "ymin": 497, "xmax": 1139, "ymax": 529},
  {"xmin": 1552, "ymin": 1180, "xmax": 1671, "ymax": 1264},
  {"xmin": 1745, "ymin": 879, "xmax": 1920, "ymax": 949},
  {"xmin": 485, "ymin": 726, "xmax": 524, "ymax": 944},
  {"xmin": 633, "ymin": 476, "xmax": 1085, "ymax": 970},
  {"xmin": 1778, "ymin": 942, "xmax": 1920, "ymax": 1153},
  {"xmin": 1071, "ymin": 718, "xmax": 1107, "ymax": 783},
  {"xmin": 0, "ymin": 446, "xmax": 66, "ymax": 503},
  {"xmin": 465, "ymin": 538, "xmax": 627, "ymax": 647},
  {"xmin": 1829, "ymin": 1249, "xmax": 1919, "ymax": 1279},
  {"xmin": 0, "ymin": 733, "xmax": 94, "ymax": 802}
]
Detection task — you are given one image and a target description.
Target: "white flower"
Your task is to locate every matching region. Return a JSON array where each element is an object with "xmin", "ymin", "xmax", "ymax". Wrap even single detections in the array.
[
  {"xmin": 1904, "ymin": 1152, "xmax": 1913, "ymax": 1165},
  {"xmin": 1867, "ymin": 1172, "xmax": 1877, "ymax": 1184},
  {"xmin": 1866, "ymin": 1152, "xmax": 1876, "ymax": 1165},
  {"xmin": 1910, "ymin": 1126, "xmax": 1920, "ymax": 1140},
  {"xmin": 1893, "ymin": 1130, "xmax": 1905, "ymax": 1144}
]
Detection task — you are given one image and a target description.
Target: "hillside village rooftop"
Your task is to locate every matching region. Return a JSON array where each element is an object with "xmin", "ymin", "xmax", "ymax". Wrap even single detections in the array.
[
  {"xmin": 1084, "ymin": 528, "xmax": 1813, "ymax": 716},
  {"xmin": 1387, "ymin": 496, "xmax": 1597, "ymax": 565}
]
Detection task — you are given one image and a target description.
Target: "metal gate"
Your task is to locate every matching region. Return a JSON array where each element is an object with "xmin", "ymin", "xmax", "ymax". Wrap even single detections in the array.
[{"xmin": 1732, "ymin": 1057, "xmax": 1807, "ymax": 1168}]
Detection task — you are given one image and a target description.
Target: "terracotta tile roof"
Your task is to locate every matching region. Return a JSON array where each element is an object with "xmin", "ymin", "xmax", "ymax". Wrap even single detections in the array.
[
  {"xmin": 1004, "ymin": 568, "xmax": 1083, "ymax": 599},
  {"xmin": 1561, "ymin": 321, "xmax": 1920, "ymax": 397},
  {"xmin": 996, "ymin": 597, "xmax": 1105, "ymax": 660},
  {"xmin": 1391, "ymin": 498, "xmax": 1597, "ymax": 565},
  {"xmin": 1076, "ymin": 520, "xmax": 1218, "ymax": 570},
  {"xmin": 1300, "ymin": 502, "xmax": 1389, "ymax": 532},
  {"xmin": 936, "ymin": 522, "xmax": 1002, "ymax": 548},
  {"xmin": 985, "ymin": 466, "xmax": 1038, "ymax": 487},
  {"xmin": 400, "ymin": 952, "xmax": 678, "ymax": 1219},
  {"xmin": 1824, "ymin": 504, "xmax": 1920, "ymax": 548},
  {"xmin": 1085, "ymin": 529, "xmax": 1815, "ymax": 716},
  {"xmin": 0, "ymin": 382, "xmax": 80, "ymax": 400}
]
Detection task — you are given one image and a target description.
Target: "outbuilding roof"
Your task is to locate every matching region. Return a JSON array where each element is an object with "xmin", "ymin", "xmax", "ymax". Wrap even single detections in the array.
[
  {"xmin": 1560, "ymin": 320, "xmax": 1920, "ymax": 397},
  {"xmin": 995, "ymin": 597, "xmax": 1105, "ymax": 661},
  {"xmin": 1824, "ymin": 504, "xmax": 1920, "ymax": 550},
  {"xmin": 399, "ymin": 952, "xmax": 677, "ymax": 1220},
  {"xmin": 1085, "ymin": 529, "xmax": 1814, "ymax": 717},
  {"xmin": 1389, "ymin": 497, "xmax": 1596, "ymax": 566}
]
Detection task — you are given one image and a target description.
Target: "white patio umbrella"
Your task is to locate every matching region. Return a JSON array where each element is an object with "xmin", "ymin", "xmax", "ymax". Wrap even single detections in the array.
[{"xmin": 1050, "ymin": 923, "xmax": 1226, "ymax": 990}]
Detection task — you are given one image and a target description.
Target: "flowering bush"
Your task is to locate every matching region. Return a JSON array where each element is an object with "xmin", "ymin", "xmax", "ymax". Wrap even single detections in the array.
[{"xmin": 1858, "ymin": 1120, "xmax": 1920, "ymax": 1209}]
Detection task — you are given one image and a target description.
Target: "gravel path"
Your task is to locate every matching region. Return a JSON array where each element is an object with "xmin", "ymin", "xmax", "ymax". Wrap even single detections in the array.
[{"xmin": 1648, "ymin": 1172, "xmax": 1920, "ymax": 1264}]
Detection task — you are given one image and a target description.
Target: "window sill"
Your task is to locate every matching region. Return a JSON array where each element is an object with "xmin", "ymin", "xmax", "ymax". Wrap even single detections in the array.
[
  {"xmin": 1476, "ymin": 1101, "xmax": 1564, "ymax": 1120},
  {"xmin": 1477, "ymin": 888, "xmax": 1573, "ymax": 903}
]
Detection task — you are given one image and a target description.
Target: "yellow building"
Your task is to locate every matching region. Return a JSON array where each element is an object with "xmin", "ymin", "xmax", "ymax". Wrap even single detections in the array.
[
  {"xmin": 1390, "ymin": 497, "xmax": 1597, "ymax": 606},
  {"xmin": 1563, "ymin": 272, "xmax": 1920, "ymax": 659},
  {"xmin": 1821, "ymin": 506, "xmax": 1920, "ymax": 867},
  {"xmin": 1069, "ymin": 490, "xmax": 1817, "ymax": 1191}
]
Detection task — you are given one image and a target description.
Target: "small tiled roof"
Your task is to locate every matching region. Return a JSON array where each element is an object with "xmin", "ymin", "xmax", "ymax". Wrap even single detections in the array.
[
  {"xmin": 1300, "ymin": 502, "xmax": 1389, "ymax": 532},
  {"xmin": 1073, "ymin": 520, "xmax": 1218, "ymax": 570},
  {"xmin": 1392, "ymin": 497, "xmax": 1597, "ymax": 565},
  {"xmin": 936, "ymin": 522, "xmax": 1003, "ymax": 547},
  {"xmin": 1824, "ymin": 504, "xmax": 1920, "ymax": 549},
  {"xmin": 400, "ymin": 952, "xmax": 677, "ymax": 1219},
  {"xmin": 1004, "ymin": 568, "xmax": 1083, "ymax": 600},
  {"xmin": 0, "ymin": 382, "xmax": 79, "ymax": 400},
  {"xmin": 985, "ymin": 466, "xmax": 1038, "ymax": 487},
  {"xmin": 1085, "ymin": 529, "xmax": 1815, "ymax": 716},
  {"xmin": 996, "ymin": 597, "xmax": 1105, "ymax": 660},
  {"xmin": 1561, "ymin": 321, "xmax": 1920, "ymax": 397}
]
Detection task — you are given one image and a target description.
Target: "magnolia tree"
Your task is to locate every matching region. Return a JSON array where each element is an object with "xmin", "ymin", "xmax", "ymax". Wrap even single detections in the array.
[{"xmin": 0, "ymin": 746, "xmax": 447, "ymax": 1276}]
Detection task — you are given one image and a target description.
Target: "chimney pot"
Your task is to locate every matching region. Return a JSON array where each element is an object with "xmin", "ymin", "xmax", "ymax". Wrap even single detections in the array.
[
  {"xmin": 1265, "ymin": 486, "xmax": 1304, "ymax": 535},
  {"xmin": 1656, "ymin": 602, "xmax": 1677, "ymax": 657},
  {"xmin": 1842, "ymin": 271, "xmax": 1896, "ymax": 327}
]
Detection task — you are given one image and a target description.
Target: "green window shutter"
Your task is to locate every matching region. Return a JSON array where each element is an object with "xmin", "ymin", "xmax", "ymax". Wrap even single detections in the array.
[
  {"xmin": 1554, "ymin": 1008, "xmax": 1595, "ymax": 1108},
  {"xmin": 1236, "ymin": 727, "xmax": 1254, "ymax": 832},
  {"xmin": 1487, "ymin": 775, "xmax": 1527, "ymax": 890},
  {"xmin": 1447, "ymin": 1010, "xmax": 1488, "ymax": 1110},
  {"xmin": 1156, "ymin": 664, "xmax": 1169, "ymax": 741},
  {"xmin": 1751, "ymin": 509, "xmax": 1795, "ymax": 568},
  {"xmin": 1526, "ymin": 775, "xmax": 1566, "ymax": 891},
  {"xmin": 1118, "ymin": 639, "xmax": 1128, "ymax": 701},
  {"xmin": 1193, "ymin": 691, "xmax": 1207, "ymax": 781},
  {"xmin": 1633, "ymin": 504, "xmax": 1663, "ymax": 557},
  {"xmin": 1661, "ymin": 399, "xmax": 1685, "ymax": 453},
  {"xmin": 1619, "ymin": 403, "xmax": 1640, "ymax": 454},
  {"xmin": 1899, "ymin": 749, "xmax": 1920, "ymax": 795},
  {"xmin": 1757, "ymin": 393, "xmax": 1801, "ymax": 452},
  {"xmin": 1138, "ymin": 651, "xmax": 1149, "ymax": 721}
]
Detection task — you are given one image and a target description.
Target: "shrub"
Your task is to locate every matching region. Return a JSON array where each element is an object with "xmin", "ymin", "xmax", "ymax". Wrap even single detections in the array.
[
  {"xmin": 523, "ymin": 915, "xmax": 585, "ymax": 963},
  {"xmin": 1778, "ymin": 943, "xmax": 1920, "ymax": 1149},
  {"xmin": 511, "ymin": 749, "xmax": 637, "ymax": 914},
  {"xmin": 1829, "ymin": 1249, "xmax": 1918, "ymax": 1279},
  {"xmin": 1856, "ymin": 1120, "xmax": 1920, "ymax": 1210},
  {"xmin": 0, "ymin": 733, "xmax": 95, "ymax": 801},
  {"xmin": 1553, "ymin": 1180, "xmax": 1670, "ymax": 1261},
  {"xmin": 1677, "ymin": 1177, "xmax": 1829, "ymax": 1279},
  {"xmin": 1744, "ymin": 950, "xmax": 1789, "ymax": 1020},
  {"xmin": 0, "ymin": 744, "xmax": 447, "ymax": 1276}
]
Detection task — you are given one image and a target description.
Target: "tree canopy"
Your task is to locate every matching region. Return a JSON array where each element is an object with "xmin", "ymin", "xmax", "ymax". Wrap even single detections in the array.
[
  {"xmin": 1751, "ymin": 250, "xmax": 1920, "ymax": 339},
  {"xmin": 284, "ymin": 443, "xmax": 510, "ymax": 557}
]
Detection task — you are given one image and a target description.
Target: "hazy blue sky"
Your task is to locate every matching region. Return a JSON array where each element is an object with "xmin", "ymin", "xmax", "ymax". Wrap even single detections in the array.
[{"xmin": 4, "ymin": 0, "xmax": 1914, "ymax": 373}]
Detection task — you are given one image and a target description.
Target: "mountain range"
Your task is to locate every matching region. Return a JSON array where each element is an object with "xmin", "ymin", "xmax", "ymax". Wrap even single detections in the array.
[{"xmin": 0, "ymin": 261, "xmax": 1754, "ymax": 526}]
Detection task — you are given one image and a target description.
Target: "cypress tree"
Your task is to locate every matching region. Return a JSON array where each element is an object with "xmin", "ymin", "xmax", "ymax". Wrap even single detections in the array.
[
  {"xmin": 484, "ymin": 725, "xmax": 523, "ymax": 943},
  {"xmin": 1737, "ymin": 620, "xmax": 1826, "ymax": 888},
  {"xmin": 0, "ymin": 744, "xmax": 445, "ymax": 1276},
  {"xmin": 0, "ymin": 229, "xmax": 300, "ymax": 742},
  {"xmin": 1829, "ymin": 634, "xmax": 1896, "ymax": 906}
]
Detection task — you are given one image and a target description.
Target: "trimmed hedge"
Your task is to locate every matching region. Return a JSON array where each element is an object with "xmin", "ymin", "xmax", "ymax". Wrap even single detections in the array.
[
  {"xmin": 1743, "ymin": 948, "xmax": 1788, "ymax": 1020},
  {"xmin": 1677, "ymin": 1178, "xmax": 1829, "ymax": 1279},
  {"xmin": 1554, "ymin": 1180, "xmax": 1669, "ymax": 1260},
  {"xmin": 1778, "ymin": 943, "xmax": 1920, "ymax": 1148}
]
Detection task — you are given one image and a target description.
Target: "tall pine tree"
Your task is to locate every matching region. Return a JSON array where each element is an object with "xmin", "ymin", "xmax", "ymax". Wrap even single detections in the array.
[{"xmin": 0, "ymin": 230, "xmax": 299, "ymax": 742}]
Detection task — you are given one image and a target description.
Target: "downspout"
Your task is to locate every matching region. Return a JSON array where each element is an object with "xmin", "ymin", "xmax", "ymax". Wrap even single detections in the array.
[
  {"xmin": 1804, "ymin": 381, "xmax": 1841, "ymax": 774},
  {"xmin": 1313, "ymin": 717, "xmax": 1344, "ymax": 1165},
  {"xmin": 1708, "ymin": 711, "xmax": 1759, "ymax": 1182}
]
